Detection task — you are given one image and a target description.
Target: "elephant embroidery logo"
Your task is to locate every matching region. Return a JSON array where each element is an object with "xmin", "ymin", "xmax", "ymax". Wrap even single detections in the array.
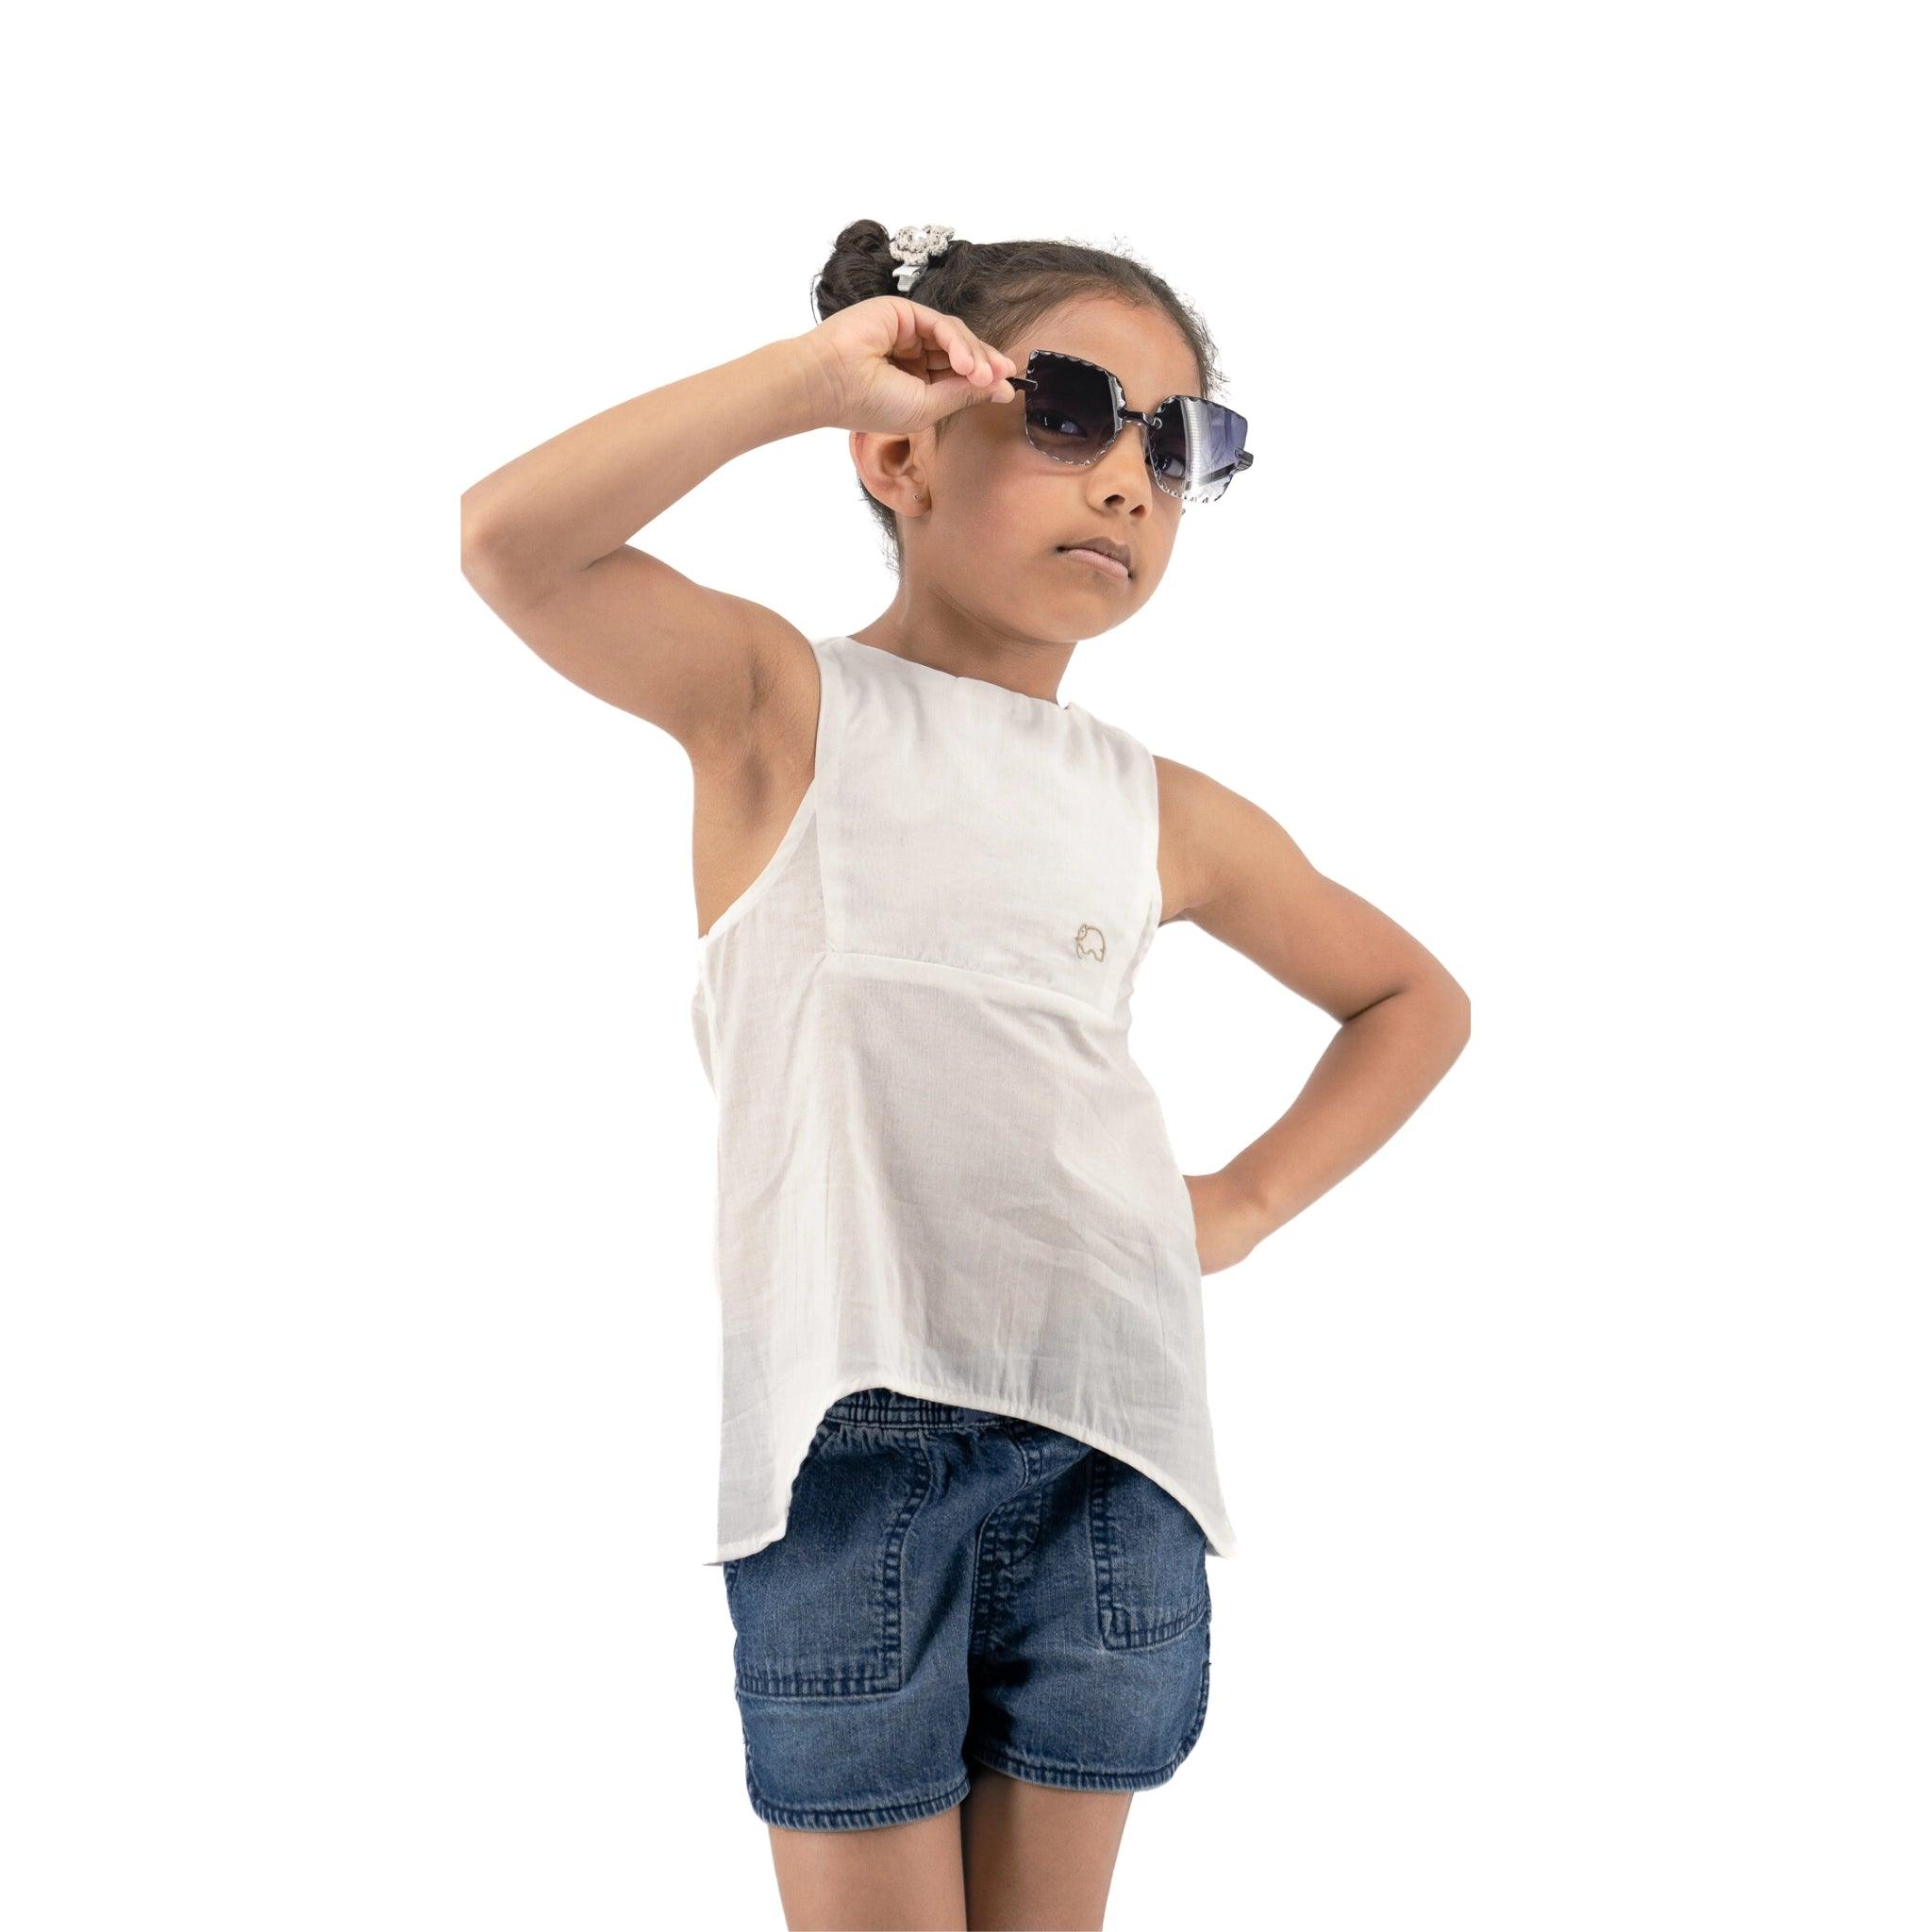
[{"xmin": 1073, "ymin": 924, "xmax": 1107, "ymax": 962}]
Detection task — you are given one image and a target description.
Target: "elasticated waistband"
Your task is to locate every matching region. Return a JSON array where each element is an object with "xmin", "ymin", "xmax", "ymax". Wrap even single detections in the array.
[{"xmin": 823, "ymin": 1385, "xmax": 1014, "ymax": 1430}]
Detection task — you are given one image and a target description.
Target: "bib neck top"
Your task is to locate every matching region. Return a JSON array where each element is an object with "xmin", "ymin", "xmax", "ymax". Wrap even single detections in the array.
[{"xmin": 690, "ymin": 633, "xmax": 1238, "ymax": 1565}]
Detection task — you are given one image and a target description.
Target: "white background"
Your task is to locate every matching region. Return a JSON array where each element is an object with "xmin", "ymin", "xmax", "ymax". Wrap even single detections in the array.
[{"xmin": 7, "ymin": 4, "xmax": 1926, "ymax": 1927}]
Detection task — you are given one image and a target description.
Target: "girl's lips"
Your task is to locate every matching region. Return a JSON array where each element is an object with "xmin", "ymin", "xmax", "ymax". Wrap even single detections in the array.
[{"xmin": 1058, "ymin": 545, "xmax": 1130, "ymax": 579}]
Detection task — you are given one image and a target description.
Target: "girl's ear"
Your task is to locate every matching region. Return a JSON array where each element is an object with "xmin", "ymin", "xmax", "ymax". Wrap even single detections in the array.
[{"xmin": 850, "ymin": 428, "xmax": 928, "ymax": 520}]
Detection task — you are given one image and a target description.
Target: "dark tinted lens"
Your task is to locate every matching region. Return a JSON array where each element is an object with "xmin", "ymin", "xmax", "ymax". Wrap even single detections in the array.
[
  {"xmin": 1152, "ymin": 396, "xmax": 1251, "ymax": 503},
  {"xmin": 1022, "ymin": 354, "xmax": 1117, "ymax": 462}
]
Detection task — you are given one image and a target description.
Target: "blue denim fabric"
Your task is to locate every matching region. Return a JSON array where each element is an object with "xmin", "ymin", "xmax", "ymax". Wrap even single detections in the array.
[{"xmin": 720, "ymin": 1386, "xmax": 1213, "ymax": 1832}]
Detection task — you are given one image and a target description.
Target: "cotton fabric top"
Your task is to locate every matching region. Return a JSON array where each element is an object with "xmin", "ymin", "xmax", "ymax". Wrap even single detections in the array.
[{"xmin": 690, "ymin": 633, "xmax": 1239, "ymax": 1566}]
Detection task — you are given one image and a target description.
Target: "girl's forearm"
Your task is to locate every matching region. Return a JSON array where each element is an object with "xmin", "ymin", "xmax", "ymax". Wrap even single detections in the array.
[
  {"xmin": 459, "ymin": 334, "xmax": 829, "ymax": 584},
  {"xmin": 1221, "ymin": 981, "xmax": 1471, "ymax": 1247}
]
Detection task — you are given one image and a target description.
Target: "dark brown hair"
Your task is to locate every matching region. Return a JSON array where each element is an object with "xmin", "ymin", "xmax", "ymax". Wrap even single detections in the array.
[{"xmin": 809, "ymin": 222, "xmax": 1229, "ymax": 573}]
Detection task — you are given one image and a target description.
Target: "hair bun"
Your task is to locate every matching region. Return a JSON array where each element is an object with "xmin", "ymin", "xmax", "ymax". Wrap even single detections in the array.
[{"xmin": 811, "ymin": 220, "xmax": 965, "ymax": 321}]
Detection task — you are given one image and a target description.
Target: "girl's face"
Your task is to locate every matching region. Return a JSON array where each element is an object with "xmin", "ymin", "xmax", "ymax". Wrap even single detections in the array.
[{"xmin": 882, "ymin": 296, "xmax": 1204, "ymax": 640}]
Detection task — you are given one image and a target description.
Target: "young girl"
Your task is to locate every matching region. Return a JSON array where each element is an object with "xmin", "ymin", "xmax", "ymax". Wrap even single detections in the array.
[{"xmin": 461, "ymin": 219, "xmax": 1470, "ymax": 1928}]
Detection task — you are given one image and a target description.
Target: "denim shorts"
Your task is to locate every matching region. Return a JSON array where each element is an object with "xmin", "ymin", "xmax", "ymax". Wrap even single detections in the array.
[{"xmin": 719, "ymin": 1386, "xmax": 1213, "ymax": 1832}]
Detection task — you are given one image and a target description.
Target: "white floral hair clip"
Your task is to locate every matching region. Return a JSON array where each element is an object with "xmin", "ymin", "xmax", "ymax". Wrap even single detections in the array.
[{"xmin": 888, "ymin": 224, "xmax": 955, "ymax": 293}]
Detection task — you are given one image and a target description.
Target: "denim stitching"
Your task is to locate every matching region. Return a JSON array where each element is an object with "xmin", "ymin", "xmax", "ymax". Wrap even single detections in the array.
[
  {"xmin": 731, "ymin": 1433, "xmax": 937, "ymax": 1697},
  {"xmin": 1088, "ymin": 1452, "xmax": 1211, "ymax": 1651}
]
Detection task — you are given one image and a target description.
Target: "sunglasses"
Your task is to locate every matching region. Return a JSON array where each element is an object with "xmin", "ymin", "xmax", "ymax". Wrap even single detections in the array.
[{"xmin": 1008, "ymin": 349, "xmax": 1255, "ymax": 505}]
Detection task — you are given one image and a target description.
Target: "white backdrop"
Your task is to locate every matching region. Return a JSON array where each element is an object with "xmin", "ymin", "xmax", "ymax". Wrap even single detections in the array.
[{"xmin": 7, "ymin": 5, "xmax": 1926, "ymax": 1927}]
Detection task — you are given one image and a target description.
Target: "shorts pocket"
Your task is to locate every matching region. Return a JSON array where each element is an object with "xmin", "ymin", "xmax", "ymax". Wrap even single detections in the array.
[
  {"xmin": 1087, "ymin": 1451, "xmax": 1211, "ymax": 1651},
  {"xmin": 723, "ymin": 1420, "xmax": 936, "ymax": 1696}
]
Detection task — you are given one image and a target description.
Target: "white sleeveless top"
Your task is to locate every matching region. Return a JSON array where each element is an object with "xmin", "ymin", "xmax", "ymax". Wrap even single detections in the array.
[{"xmin": 689, "ymin": 633, "xmax": 1239, "ymax": 1566}]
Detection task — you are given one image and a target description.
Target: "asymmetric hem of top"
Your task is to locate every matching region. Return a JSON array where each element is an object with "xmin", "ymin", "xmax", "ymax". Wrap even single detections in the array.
[
  {"xmin": 691, "ymin": 634, "xmax": 1240, "ymax": 1570},
  {"xmin": 709, "ymin": 1372, "xmax": 1240, "ymax": 1566}
]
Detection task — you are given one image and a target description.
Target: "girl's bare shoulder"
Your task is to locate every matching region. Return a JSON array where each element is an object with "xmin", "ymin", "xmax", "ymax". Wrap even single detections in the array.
[
  {"xmin": 1150, "ymin": 753, "xmax": 1302, "ymax": 930},
  {"xmin": 1151, "ymin": 754, "xmax": 1456, "ymax": 1021}
]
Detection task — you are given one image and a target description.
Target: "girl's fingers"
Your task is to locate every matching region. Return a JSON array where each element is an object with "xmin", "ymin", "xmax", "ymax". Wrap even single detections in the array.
[
  {"xmin": 947, "ymin": 323, "xmax": 981, "ymax": 381},
  {"xmin": 897, "ymin": 299, "xmax": 1014, "ymax": 394},
  {"xmin": 929, "ymin": 309, "xmax": 998, "ymax": 385},
  {"xmin": 917, "ymin": 308, "xmax": 959, "ymax": 369}
]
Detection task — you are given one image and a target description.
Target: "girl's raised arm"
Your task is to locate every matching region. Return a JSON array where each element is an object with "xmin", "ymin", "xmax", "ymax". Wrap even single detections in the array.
[
  {"xmin": 458, "ymin": 337, "xmax": 828, "ymax": 764},
  {"xmin": 458, "ymin": 302, "xmax": 1017, "ymax": 765}
]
